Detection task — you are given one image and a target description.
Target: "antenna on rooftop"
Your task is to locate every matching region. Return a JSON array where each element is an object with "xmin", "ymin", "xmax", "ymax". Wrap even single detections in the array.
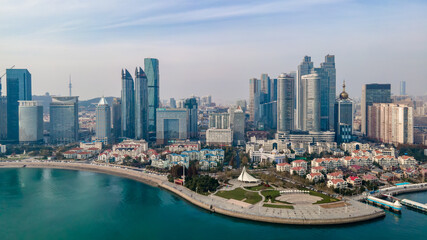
[{"xmin": 69, "ymin": 75, "xmax": 72, "ymax": 96}]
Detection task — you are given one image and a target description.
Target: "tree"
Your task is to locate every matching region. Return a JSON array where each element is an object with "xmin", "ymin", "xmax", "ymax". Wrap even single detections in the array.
[
  {"xmin": 170, "ymin": 165, "xmax": 184, "ymax": 178},
  {"xmin": 240, "ymin": 152, "xmax": 250, "ymax": 166},
  {"xmin": 184, "ymin": 175, "xmax": 219, "ymax": 194},
  {"xmin": 187, "ymin": 162, "xmax": 198, "ymax": 178}
]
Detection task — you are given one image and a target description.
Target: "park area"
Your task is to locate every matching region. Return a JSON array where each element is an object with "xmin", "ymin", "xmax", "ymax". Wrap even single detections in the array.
[
  {"xmin": 215, "ymin": 187, "xmax": 262, "ymax": 204},
  {"xmin": 215, "ymin": 183, "xmax": 339, "ymax": 208}
]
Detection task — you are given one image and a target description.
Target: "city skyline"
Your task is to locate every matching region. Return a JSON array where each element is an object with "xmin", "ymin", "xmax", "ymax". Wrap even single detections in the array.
[{"xmin": 1, "ymin": 0, "xmax": 426, "ymax": 102}]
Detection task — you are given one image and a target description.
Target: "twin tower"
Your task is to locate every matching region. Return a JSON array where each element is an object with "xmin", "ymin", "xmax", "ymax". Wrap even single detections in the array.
[{"xmin": 121, "ymin": 58, "xmax": 159, "ymax": 141}]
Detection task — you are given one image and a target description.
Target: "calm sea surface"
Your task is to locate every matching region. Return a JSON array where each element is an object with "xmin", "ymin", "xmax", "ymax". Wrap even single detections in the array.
[{"xmin": 0, "ymin": 168, "xmax": 425, "ymax": 240}]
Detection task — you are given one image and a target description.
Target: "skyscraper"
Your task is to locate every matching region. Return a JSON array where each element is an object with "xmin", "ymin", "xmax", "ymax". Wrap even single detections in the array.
[
  {"xmin": 361, "ymin": 83, "xmax": 391, "ymax": 135},
  {"xmin": 6, "ymin": 69, "xmax": 32, "ymax": 142},
  {"xmin": 232, "ymin": 106, "xmax": 245, "ymax": 146},
  {"xmin": 400, "ymin": 81, "xmax": 406, "ymax": 96},
  {"xmin": 209, "ymin": 113, "xmax": 230, "ymax": 129},
  {"xmin": 96, "ymin": 97, "xmax": 111, "ymax": 143},
  {"xmin": 320, "ymin": 54, "xmax": 336, "ymax": 131},
  {"xmin": 260, "ymin": 73, "xmax": 271, "ymax": 102},
  {"xmin": 50, "ymin": 96, "xmax": 79, "ymax": 144},
  {"xmin": 134, "ymin": 67, "xmax": 148, "ymax": 140},
  {"xmin": 121, "ymin": 69, "xmax": 135, "ymax": 139},
  {"xmin": 0, "ymin": 96, "xmax": 6, "ymax": 140},
  {"xmin": 334, "ymin": 82, "xmax": 353, "ymax": 144},
  {"xmin": 111, "ymin": 98, "xmax": 121, "ymax": 143},
  {"xmin": 145, "ymin": 58, "xmax": 160, "ymax": 138},
  {"xmin": 184, "ymin": 98, "xmax": 198, "ymax": 139},
  {"xmin": 19, "ymin": 101, "xmax": 43, "ymax": 144},
  {"xmin": 170, "ymin": 98, "xmax": 176, "ymax": 108},
  {"xmin": 249, "ymin": 78, "xmax": 261, "ymax": 122},
  {"xmin": 301, "ymin": 73, "xmax": 321, "ymax": 132},
  {"xmin": 277, "ymin": 73, "xmax": 294, "ymax": 132},
  {"xmin": 297, "ymin": 56, "xmax": 313, "ymax": 129}
]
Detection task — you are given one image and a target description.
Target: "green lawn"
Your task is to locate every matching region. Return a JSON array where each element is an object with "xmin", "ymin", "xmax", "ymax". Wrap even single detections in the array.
[
  {"xmin": 215, "ymin": 188, "xmax": 262, "ymax": 204},
  {"xmin": 263, "ymin": 204, "xmax": 294, "ymax": 209},
  {"xmin": 261, "ymin": 190, "xmax": 280, "ymax": 202},
  {"xmin": 245, "ymin": 184, "xmax": 273, "ymax": 191}
]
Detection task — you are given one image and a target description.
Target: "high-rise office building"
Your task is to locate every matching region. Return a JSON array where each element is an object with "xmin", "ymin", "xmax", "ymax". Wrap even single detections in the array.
[
  {"xmin": 50, "ymin": 96, "xmax": 79, "ymax": 144},
  {"xmin": 260, "ymin": 73, "xmax": 271, "ymax": 102},
  {"xmin": 145, "ymin": 58, "xmax": 159, "ymax": 137},
  {"xmin": 249, "ymin": 78, "xmax": 261, "ymax": 122},
  {"xmin": 170, "ymin": 98, "xmax": 176, "ymax": 108},
  {"xmin": 0, "ymin": 96, "xmax": 6, "ymax": 140},
  {"xmin": 361, "ymin": 83, "xmax": 391, "ymax": 135},
  {"xmin": 134, "ymin": 67, "xmax": 149, "ymax": 140},
  {"xmin": 301, "ymin": 73, "xmax": 321, "ymax": 132},
  {"xmin": 297, "ymin": 56, "xmax": 313, "ymax": 129},
  {"xmin": 320, "ymin": 54, "xmax": 336, "ymax": 131},
  {"xmin": 96, "ymin": 97, "xmax": 111, "ymax": 143},
  {"xmin": 367, "ymin": 103, "xmax": 413, "ymax": 144},
  {"xmin": 121, "ymin": 69, "xmax": 135, "ymax": 139},
  {"xmin": 277, "ymin": 73, "xmax": 294, "ymax": 132},
  {"xmin": 156, "ymin": 108, "xmax": 188, "ymax": 145},
  {"xmin": 6, "ymin": 69, "xmax": 32, "ymax": 142},
  {"xmin": 209, "ymin": 113, "xmax": 230, "ymax": 129},
  {"xmin": 111, "ymin": 98, "xmax": 121, "ymax": 142},
  {"xmin": 18, "ymin": 101, "xmax": 43, "ymax": 144},
  {"xmin": 232, "ymin": 107, "xmax": 245, "ymax": 146},
  {"xmin": 270, "ymin": 78, "xmax": 278, "ymax": 102},
  {"xmin": 400, "ymin": 81, "xmax": 406, "ymax": 96},
  {"xmin": 184, "ymin": 98, "xmax": 198, "ymax": 139},
  {"xmin": 334, "ymin": 82, "xmax": 353, "ymax": 144}
]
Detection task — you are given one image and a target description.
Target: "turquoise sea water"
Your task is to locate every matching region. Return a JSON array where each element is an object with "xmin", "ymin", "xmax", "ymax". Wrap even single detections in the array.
[{"xmin": 0, "ymin": 168, "xmax": 425, "ymax": 240}]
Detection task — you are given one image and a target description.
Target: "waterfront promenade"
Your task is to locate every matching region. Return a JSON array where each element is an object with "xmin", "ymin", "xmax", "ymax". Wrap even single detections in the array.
[{"xmin": 0, "ymin": 160, "xmax": 385, "ymax": 225}]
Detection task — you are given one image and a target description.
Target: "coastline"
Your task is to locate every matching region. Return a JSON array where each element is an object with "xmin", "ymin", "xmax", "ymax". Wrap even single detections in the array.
[{"xmin": 0, "ymin": 160, "xmax": 386, "ymax": 225}]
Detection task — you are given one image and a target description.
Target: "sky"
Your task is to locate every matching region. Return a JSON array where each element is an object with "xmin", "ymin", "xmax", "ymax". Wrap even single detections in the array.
[{"xmin": 0, "ymin": 0, "xmax": 427, "ymax": 104}]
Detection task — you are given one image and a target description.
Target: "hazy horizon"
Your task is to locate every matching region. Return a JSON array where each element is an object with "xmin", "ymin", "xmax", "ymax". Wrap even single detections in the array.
[{"xmin": 1, "ymin": 0, "xmax": 427, "ymax": 104}]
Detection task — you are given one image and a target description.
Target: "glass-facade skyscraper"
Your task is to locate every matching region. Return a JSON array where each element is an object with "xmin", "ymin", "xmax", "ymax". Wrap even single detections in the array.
[
  {"xmin": 277, "ymin": 73, "xmax": 294, "ymax": 132},
  {"xmin": 121, "ymin": 69, "xmax": 135, "ymax": 139},
  {"xmin": 301, "ymin": 73, "xmax": 321, "ymax": 132},
  {"xmin": 249, "ymin": 78, "xmax": 261, "ymax": 122},
  {"xmin": 297, "ymin": 56, "xmax": 313, "ymax": 130},
  {"xmin": 361, "ymin": 83, "xmax": 391, "ymax": 135},
  {"xmin": 96, "ymin": 97, "xmax": 111, "ymax": 143},
  {"xmin": 50, "ymin": 96, "xmax": 79, "ymax": 144},
  {"xmin": 400, "ymin": 81, "xmax": 406, "ymax": 96},
  {"xmin": 19, "ymin": 101, "xmax": 43, "ymax": 144},
  {"xmin": 134, "ymin": 67, "xmax": 148, "ymax": 140},
  {"xmin": 145, "ymin": 58, "xmax": 159, "ymax": 139},
  {"xmin": 320, "ymin": 54, "xmax": 336, "ymax": 131},
  {"xmin": 6, "ymin": 69, "xmax": 32, "ymax": 142},
  {"xmin": 184, "ymin": 98, "xmax": 198, "ymax": 139},
  {"xmin": 111, "ymin": 98, "xmax": 121, "ymax": 143},
  {"xmin": 335, "ymin": 82, "xmax": 353, "ymax": 144}
]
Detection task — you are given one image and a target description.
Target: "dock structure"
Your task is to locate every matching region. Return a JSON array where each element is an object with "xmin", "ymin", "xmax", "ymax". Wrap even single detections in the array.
[
  {"xmin": 401, "ymin": 199, "xmax": 427, "ymax": 212},
  {"xmin": 366, "ymin": 196, "xmax": 402, "ymax": 212}
]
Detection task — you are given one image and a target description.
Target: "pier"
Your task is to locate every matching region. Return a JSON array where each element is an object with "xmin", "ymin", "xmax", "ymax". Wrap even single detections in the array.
[
  {"xmin": 382, "ymin": 194, "xmax": 427, "ymax": 213},
  {"xmin": 366, "ymin": 196, "xmax": 402, "ymax": 212}
]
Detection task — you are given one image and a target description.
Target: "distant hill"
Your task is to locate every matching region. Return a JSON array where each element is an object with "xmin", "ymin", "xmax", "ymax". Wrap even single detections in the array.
[{"xmin": 79, "ymin": 97, "xmax": 118, "ymax": 110}]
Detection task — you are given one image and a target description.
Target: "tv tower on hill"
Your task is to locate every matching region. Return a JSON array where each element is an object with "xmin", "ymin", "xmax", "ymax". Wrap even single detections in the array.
[{"xmin": 69, "ymin": 75, "xmax": 72, "ymax": 96}]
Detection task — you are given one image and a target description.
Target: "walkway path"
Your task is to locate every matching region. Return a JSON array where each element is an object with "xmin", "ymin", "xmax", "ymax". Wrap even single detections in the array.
[{"xmin": 0, "ymin": 160, "xmax": 385, "ymax": 225}]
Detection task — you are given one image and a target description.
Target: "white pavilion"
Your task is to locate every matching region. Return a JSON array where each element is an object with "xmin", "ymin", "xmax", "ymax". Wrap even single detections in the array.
[{"xmin": 237, "ymin": 166, "xmax": 260, "ymax": 183}]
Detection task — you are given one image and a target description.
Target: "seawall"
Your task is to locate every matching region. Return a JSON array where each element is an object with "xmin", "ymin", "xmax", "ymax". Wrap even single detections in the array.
[{"xmin": 0, "ymin": 161, "xmax": 386, "ymax": 225}]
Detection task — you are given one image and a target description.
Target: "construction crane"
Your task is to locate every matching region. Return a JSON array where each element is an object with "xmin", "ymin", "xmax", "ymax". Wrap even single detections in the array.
[{"xmin": 0, "ymin": 65, "xmax": 15, "ymax": 95}]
